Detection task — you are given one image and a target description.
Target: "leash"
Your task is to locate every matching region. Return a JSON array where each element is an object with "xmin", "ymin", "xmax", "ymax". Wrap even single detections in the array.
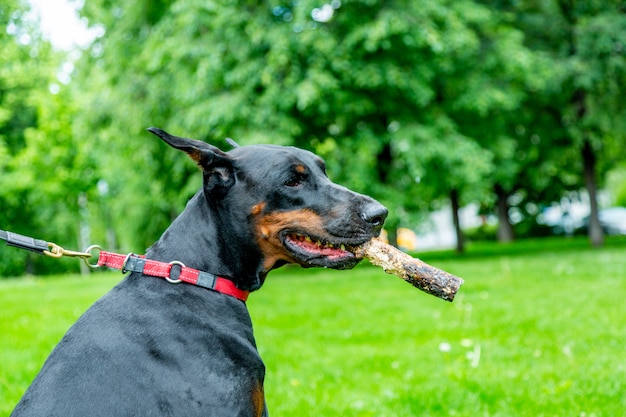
[
  {"xmin": 0, "ymin": 230, "xmax": 93, "ymax": 258},
  {"xmin": 0, "ymin": 230, "xmax": 249, "ymax": 302}
]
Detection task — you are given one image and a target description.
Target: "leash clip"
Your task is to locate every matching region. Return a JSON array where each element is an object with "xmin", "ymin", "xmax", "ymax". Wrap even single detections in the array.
[
  {"xmin": 44, "ymin": 242, "xmax": 94, "ymax": 260},
  {"xmin": 46, "ymin": 243, "xmax": 103, "ymax": 271}
]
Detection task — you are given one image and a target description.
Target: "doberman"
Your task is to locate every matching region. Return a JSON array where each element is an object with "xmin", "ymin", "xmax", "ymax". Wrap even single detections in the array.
[{"xmin": 11, "ymin": 128, "xmax": 388, "ymax": 417}]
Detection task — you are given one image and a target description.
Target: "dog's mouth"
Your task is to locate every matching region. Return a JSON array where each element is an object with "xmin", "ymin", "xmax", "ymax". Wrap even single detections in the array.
[{"xmin": 282, "ymin": 231, "xmax": 364, "ymax": 269}]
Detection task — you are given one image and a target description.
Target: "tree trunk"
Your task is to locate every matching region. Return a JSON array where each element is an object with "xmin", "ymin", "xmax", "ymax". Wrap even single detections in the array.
[
  {"xmin": 582, "ymin": 138, "xmax": 604, "ymax": 247},
  {"xmin": 450, "ymin": 189, "xmax": 464, "ymax": 253},
  {"xmin": 494, "ymin": 183, "xmax": 514, "ymax": 242}
]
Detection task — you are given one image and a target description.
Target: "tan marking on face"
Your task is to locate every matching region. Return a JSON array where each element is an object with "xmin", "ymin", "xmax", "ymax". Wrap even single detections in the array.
[
  {"xmin": 188, "ymin": 149, "xmax": 203, "ymax": 163},
  {"xmin": 252, "ymin": 209, "xmax": 326, "ymax": 272},
  {"xmin": 295, "ymin": 164, "xmax": 306, "ymax": 173},
  {"xmin": 250, "ymin": 202, "xmax": 266, "ymax": 216}
]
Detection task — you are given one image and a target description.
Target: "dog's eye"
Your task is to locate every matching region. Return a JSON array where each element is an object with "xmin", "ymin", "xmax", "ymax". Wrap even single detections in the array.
[
  {"xmin": 284, "ymin": 178, "xmax": 301, "ymax": 187},
  {"xmin": 285, "ymin": 173, "xmax": 306, "ymax": 187}
]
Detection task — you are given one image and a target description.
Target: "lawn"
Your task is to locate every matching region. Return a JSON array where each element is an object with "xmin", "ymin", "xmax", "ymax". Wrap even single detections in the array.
[{"xmin": 1, "ymin": 237, "xmax": 625, "ymax": 416}]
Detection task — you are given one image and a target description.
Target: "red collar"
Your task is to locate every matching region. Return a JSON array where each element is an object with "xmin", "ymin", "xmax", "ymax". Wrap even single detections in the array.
[{"xmin": 96, "ymin": 251, "xmax": 249, "ymax": 302}]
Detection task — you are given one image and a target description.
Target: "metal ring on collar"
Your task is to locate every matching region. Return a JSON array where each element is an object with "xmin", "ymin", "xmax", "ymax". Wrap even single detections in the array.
[
  {"xmin": 166, "ymin": 261, "xmax": 185, "ymax": 284},
  {"xmin": 83, "ymin": 245, "xmax": 103, "ymax": 269},
  {"xmin": 121, "ymin": 252, "xmax": 136, "ymax": 274}
]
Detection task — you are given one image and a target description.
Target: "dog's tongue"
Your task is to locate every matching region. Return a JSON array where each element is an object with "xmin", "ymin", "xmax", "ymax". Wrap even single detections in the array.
[{"xmin": 288, "ymin": 234, "xmax": 350, "ymax": 258}]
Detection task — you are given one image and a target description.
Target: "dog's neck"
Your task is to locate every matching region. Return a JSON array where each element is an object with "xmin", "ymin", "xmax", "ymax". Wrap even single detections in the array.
[{"xmin": 146, "ymin": 190, "xmax": 266, "ymax": 291}]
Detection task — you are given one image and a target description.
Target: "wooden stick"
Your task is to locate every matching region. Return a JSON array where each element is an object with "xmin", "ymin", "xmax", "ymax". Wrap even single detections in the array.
[{"xmin": 349, "ymin": 237, "xmax": 464, "ymax": 302}]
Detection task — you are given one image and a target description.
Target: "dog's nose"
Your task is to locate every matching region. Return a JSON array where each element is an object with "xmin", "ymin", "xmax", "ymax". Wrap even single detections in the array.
[{"xmin": 361, "ymin": 202, "xmax": 388, "ymax": 230}]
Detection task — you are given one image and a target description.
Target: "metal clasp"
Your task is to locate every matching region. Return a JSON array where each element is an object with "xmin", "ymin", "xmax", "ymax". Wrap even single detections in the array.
[
  {"xmin": 44, "ymin": 242, "xmax": 94, "ymax": 260},
  {"xmin": 44, "ymin": 242, "xmax": 103, "ymax": 270}
]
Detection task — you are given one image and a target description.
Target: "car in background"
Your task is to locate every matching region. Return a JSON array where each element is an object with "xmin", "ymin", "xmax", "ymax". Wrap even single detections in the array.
[
  {"xmin": 583, "ymin": 207, "xmax": 626, "ymax": 235},
  {"xmin": 598, "ymin": 207, "xmax": 626, "ymax": 234}
]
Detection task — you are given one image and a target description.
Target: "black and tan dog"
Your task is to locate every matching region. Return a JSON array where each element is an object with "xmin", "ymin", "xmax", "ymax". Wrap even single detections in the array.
[{"xmin": 11, "ymin": 128, "xmax": 388, "ymax": 417}]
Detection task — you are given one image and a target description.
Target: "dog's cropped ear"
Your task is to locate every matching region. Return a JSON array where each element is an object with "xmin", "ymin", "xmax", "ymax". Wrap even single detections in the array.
[
  {"xmin": 147, "ymin": 127, "xmax": 230, "ymax": 165},
  {"xmin": 225, "ymin": 138, "xmax": 240, "ymax": 148},
  {"xmin": 147, "ymin": 127, "xmax": 235, "ymax": 196}
]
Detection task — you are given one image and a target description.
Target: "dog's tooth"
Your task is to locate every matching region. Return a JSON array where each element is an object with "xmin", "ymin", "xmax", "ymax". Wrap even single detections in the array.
[
  {"xmin": 305, "ymin": 236, "xmax": 312, "ymax": 243},
  {"xmin": 341, "ymin": 244, "xmax": 346, "ymax": 251}
]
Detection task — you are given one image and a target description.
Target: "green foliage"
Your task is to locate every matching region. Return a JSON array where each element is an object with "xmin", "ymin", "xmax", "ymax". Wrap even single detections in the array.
[
  {"xmin": 463, "ymin": 223, "xmax": 498, "ymax": 242},
  {"xmin": 71, "ymin": 0, "xmax": 535, "ymax": 236},
  {"xmin": 2, "ymin": 238, "xmax": 626, "ymax": 415},
  {"xmin": 517, "ymin": 1, "xmax": 626, "ymax": 175},
  {"xmin": 0, "ymin": 1, "xmax": 87, "ymax": 275},
  {"xmin": 2, "ymin": 0, "xmax": 626, "ymax": 275},
  {"xmin": 606, "ymin": 165, "xmax": 626, "ymax": 207}
]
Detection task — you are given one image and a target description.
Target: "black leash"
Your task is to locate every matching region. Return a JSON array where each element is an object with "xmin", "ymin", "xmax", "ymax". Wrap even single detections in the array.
[
  {"xmin": 0, "ymin": 230, "xmax": 49, "ymax": 254},
  {"xmin": 0, "ymin": 229, "xmax": 95, "ymax": 260}
]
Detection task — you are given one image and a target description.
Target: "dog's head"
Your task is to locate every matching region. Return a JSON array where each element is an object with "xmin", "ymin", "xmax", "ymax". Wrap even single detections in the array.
[{"xmin": 149, "ymin": 128, "xmax": 387, "ymax": 280}]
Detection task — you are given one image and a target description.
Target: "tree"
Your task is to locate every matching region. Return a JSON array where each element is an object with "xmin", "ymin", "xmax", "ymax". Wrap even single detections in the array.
[
  {"xmin": 425, "ymin": 5, "xmax": 543, "ymax": 245},
  {"xmin": 480, "ymin": 0, "xmax": 626, "ymax": 247},
  {"xmin": 571, "ymin": 6, "xmax": 626, "ymax": 245},
  {"xmin": 0, "ymin": 1, "xmax": 78, "ymax": 275},
  {"xmin": 0, "ymin": 0, "xmax": 101, "ymax": 277}
]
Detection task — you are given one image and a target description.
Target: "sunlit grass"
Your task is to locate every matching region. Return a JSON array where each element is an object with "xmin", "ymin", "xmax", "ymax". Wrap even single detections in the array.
[{"xmin": 2, "ymin": 237, "xmax": 625, "ymax": 416}]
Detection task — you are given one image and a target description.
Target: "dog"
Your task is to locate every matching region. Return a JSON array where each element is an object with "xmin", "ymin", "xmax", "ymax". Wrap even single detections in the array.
[{"xmin": 11, "ymin": 128, "xmax": 388, "ymax": 416}]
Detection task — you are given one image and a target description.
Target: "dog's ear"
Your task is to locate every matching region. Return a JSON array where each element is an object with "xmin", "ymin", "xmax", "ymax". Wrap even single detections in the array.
[
  {"xmin": 225, "ymin": 138, "xmax": 240, "ymax": 148},
  {"xmin": 147, "ymin": 127, "xmax": 235, "ymax": 196}
]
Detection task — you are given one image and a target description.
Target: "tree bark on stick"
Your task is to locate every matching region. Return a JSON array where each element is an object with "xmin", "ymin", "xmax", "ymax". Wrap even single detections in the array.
[{"xmin": 350, "ymin": 238, "xmax": 464, "ymax": 302}]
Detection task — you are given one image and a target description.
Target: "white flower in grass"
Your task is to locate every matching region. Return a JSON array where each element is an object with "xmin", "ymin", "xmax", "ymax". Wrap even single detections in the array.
[
  {"xmin": 466, "ymin": 345, "xmax": 482, "ymax": 368},
  {"xmin": 460, "ymin": 338, "xmax": 473, "ymax": 348}
]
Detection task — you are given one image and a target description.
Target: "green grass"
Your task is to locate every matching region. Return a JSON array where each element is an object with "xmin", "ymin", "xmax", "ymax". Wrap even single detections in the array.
[{"xmin": 2, "ymin": 237, "xmax": 626, "ymax": 416}]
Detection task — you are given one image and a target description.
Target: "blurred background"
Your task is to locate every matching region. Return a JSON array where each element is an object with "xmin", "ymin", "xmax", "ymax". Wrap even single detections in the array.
[{"xmin": 1, "ymin": 0, "xmax": 625, "ymax": 276}]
